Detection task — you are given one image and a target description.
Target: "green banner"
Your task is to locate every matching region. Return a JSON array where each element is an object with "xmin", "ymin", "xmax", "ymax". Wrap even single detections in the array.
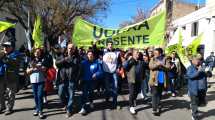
[
  {"xmin": 32, "ymin": 15, "xmax": 43, "ymax": 48},
  {"xmin": 0, "ymin": 21, "xmax": 15, "ymax": 32},
  {"xmin": 72, "ymin": 11, "xmax": 166, "ymax": 49},
  {"xmin": 186, "ymin": 33, "xmax": 203, "ymax": 55}
]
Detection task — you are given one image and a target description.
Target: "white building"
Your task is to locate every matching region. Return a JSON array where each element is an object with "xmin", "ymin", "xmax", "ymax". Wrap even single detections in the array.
[{"xmin": 172, "ymin": 0, "xmax": 215, "ymax": 58}]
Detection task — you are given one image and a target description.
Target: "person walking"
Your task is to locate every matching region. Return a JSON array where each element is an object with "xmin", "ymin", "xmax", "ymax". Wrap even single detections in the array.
[
  {"xmin": 26, "ymin": 48, "xmax": 47, "ymax": 119},
  {"xmin": 123, "ymin": 49, "xmax": 146, "ymax": 114},
  {"xmin": 102, "ymin": 41, "xmax": 121, "ymax": 109},
  {"xmin": 149, "ymin": 48, "xmax": 170, "ymax": 115},
  {"xmin": 205, "ymin": 52, "xmax": 215, "ymax": 71},
  {"xmin": 186, "ymin": 55, "xmax": 210, "ymax": 120},
  {"xmin": 78, "ymin": 50, "xmax": 103, "ymax": 115},
  {"xmin": 0, "ymin": 41, "xmax": 21, "ymax": 115},
  {"xmin": 55, "ymin": 43, "xmax": 80, "ymax": 118}
]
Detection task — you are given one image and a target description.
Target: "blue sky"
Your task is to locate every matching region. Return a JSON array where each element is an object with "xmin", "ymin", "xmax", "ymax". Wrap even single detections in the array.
[
  {"xmin": 101, "ymin": 0, "xmax": 206, "ymax": 29},
  {"xmin": 102, "ymin": 0, "xmax": 159, "ymax": 29}
]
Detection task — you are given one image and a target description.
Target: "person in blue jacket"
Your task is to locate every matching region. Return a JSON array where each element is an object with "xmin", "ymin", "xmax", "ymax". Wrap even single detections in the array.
[
  {"xmin": 186, "ymin": 55, "xmax": 211, "ymax": 120},
  {"xmin": 0, "ymin": 41, "xmax": 21, "ymax": 115},
  {"xmin": 78, "ymin": 50, "xmax": 103, "ymax": 115}
]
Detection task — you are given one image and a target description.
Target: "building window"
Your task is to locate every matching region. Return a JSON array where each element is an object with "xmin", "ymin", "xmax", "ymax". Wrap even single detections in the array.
[
  {"xmin": 182, "ymin": 26, "xmax": 186, "ymax": 30},
  {"xmin": 191, "ymin": 22, "xmax": 198, "ymax": 36}
]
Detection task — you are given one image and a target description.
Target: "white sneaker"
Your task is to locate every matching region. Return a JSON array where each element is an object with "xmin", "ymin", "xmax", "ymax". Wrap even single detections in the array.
[
  {"xmin": 43, "ymin": 97, "xmax": 47, "ymax": 104},
  {"xmin": 78, "ymin": 108, "xmax": 86, "ymax": 115},
  {"xmin": 129, "ymin": 107, "xmax": 136, "ymax": 114},
  {"xmin": 162, "ymin": 91, "xmax": 167, "ymax": 95},
  {"xmin": 172, "ymin": 93, "xmax": 176, "ymax": 97},
  {"xmin": 140, "ymin": 93, "xmax": 145, "ymax": 99}
]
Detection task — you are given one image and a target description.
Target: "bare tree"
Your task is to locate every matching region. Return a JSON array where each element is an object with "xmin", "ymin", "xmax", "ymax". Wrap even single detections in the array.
[
  {"xmin": 119, "ymin": 8, "xmax": 147, "ymax": 28},
  {"xmin": 0, "ymin": 0, "xmax": 110, "ymax": 45}
]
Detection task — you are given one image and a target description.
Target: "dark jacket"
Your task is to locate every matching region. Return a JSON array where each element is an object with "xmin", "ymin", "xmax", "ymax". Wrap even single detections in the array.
[
  {"xmin": 1, "ymin": 50, "xmax": 21, "ymax": 83},
  {"xmin": 55, "ymin": 54, "xmax": 80, "ymax": 84},
  {"xmin": 123, "ymin": 58, "xmax": 145, "ymax": 83},
  {"xmin": 186, "ymin": 64, "xmax": 207, "ymax": 96},
  {"xmin": 205, "ymin": 55, "xmax": 215, "ymax": 69}
]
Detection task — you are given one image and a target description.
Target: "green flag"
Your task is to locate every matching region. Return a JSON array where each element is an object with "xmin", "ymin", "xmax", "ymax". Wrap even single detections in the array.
[
  {"xmin": 186, "ymin": 33, "xmax": 203, "ymax": 55},
  {"xmin": 72, "ymin": 11, "xmax": 166, "ymax": 49},
  {"xmin": 0, "ymin": 21, "xmax": 15, "ymax": 32},
  {"xmin": 165, "ymin": 29, "xmax": 183, "ymax": 54},
  {"xmin": 165, "ymin": 44, "xmax": 178, "ymax": 55},
  {"xmin": 32, "ymin": 15, "xmax": 43, "ymax": 48},
  {"xmin": 166, "ymin": 29, "xmax": 191, "ymax": 68}
]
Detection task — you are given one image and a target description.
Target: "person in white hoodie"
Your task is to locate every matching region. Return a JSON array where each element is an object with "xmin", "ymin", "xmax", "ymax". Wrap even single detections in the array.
[{"xmin": 102, "ymin": 41, "xmax": 121, "ymax": 109}]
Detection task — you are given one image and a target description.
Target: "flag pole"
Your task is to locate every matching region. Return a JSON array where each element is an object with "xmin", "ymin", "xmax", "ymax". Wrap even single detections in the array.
[
  {"xmin": 25, "ymin": 10, "xmax": 32, "ymax": 51},
  {"xmin": 0, "ymin": 32, "xmax": 6, "ymax": 44}
]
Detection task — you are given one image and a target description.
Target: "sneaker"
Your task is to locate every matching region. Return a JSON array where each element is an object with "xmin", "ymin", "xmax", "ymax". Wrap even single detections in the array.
[
  {"xmin": 43, "ymin": 97, "xmax": 47, "ymax": 104},
  {"xmin": 33, "ymin": 111, "xmax": 39, "ymax": 116},
  {"xmin": 38, "ymin": 112, "xmax": 45, "ymax": 119},
  {"xmin": 78, "ymin": 108, "xmax": 87, "ymax": 115},
  {"xmin": 4, "ymin": 110, "xmax": 13, "ymax": 115},
  {"xmin": 167, "ymin": 91, "xmax": 172, "ymax": 94},
  {"xmin": 129, "ymin": 107, "xmax": 136, "ymax": 114},
  {"xmin": 172, "ymin": 93, "xmax": 176, "ymax": 97},
  {"xmin": 0, "ymin": 108, "xmax": 5, "ymax": 114},
  {"xmin": 62, "ymin": 106, "xmax": 67, "ymax": 111},
  {"xmin": 152, "ymin": 109, "xmax": 159, "ymax": 115},
  {"xmin": 152, "ymin": 110, "xmax": 157, "ymax": 114},
  {"xmin": 66, "ymin": 111, "xmax": 72, "ymax": 118},
  {"xmin": 192, "ymin": 115, "xmax": 198, "ymax": 120},
  {"xmin": 140, "ymin": 93, "xmax": 145, "ymax": 99},
  {"xmin": 0, "ymin": 110, "xmax": 4, "ymax": 114},
  {"xmin": 162, "ymin": 91, "xmax": 167, "ymax": 96}
]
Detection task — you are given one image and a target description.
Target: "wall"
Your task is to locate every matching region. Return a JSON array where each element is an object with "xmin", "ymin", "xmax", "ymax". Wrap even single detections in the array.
[{"xmin": 172, "ymin": 0, "xmax": 215, "ymax": 58}]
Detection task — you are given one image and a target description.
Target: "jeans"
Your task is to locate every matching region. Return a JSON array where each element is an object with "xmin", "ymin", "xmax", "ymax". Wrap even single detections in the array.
[
  {"xmin": 104, "ymin": 72, "xmax": 118, "ymax": 107},
  {"xmin": 58, "ymin": 81, "xmax": 75, "ymax": 113},
  {"xmin": 151, "ymin": 84, "xmax": 163, "ymax": 111},
  {"xmin": 128, "ymin": 82, "xmax": 141, "ymax": 107},
  {"xmin": 141, "ymin": 73, "xmax": 150, "ymax": 97},
  {"xmin": 168, "ymin": 78, "xmax": 176, "ymax": 94},
  {"xmin": 198, "ymin": 89, "xmax": 206, "ymax": 106},
  {"xmin": 81, "ymin": 80, "xmax": 94, "ymax": 108},
  {"xmin": 190, "ymin": 95, "xmax": 198, "ymax": 118},
  {"xmin": 32, "ymin": 82, "xmax": 44, "ymax": 112}
]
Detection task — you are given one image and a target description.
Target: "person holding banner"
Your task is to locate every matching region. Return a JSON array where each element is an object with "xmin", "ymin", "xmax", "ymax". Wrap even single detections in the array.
[
  {"xmin": 102, "ymin": 41, "xmax": 121, "ymax": 109},
  {"xmin": 149, "ymin": 48, "xmax": 170, "ymax": 115}
]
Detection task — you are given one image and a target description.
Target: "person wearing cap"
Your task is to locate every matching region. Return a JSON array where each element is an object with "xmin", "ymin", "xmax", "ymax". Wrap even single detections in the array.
[
  {"xmin": 186, "ymin": 55, "xmax": 210, "ymax": 120},
  {"xmin": 0, "ymin": 41, "xmax": 21, "ymax": 115}
]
